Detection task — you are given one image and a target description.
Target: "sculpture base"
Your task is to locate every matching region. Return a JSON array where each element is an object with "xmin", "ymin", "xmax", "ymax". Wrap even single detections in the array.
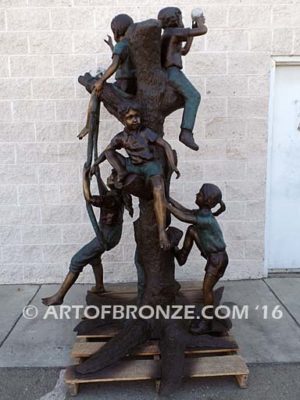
[{"xmin": 65, "ymin": 283, "xmax": 249, "ymax": 396}]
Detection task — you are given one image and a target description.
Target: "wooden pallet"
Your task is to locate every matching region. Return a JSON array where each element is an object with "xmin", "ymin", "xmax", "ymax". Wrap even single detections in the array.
[{"xmin": 65, "ymin": 325, "xmax": 249, "ymax": 396}]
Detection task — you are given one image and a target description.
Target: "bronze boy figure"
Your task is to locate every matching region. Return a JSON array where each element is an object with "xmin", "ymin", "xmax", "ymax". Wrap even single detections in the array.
[
  {"xmin": 158, "ymin": 7, "xmax": 207, "ymax": 151},
  {"xmin": 167, "ymin": 183, "xmax": 228, "ymax": 334},
  {"xmin": 42, "ymin": 168, "xmax": 133, "ymax": 306},
  {"xmin": 79, "ymin": 14, "xmax": 136, "ymax": 139},
  {"xmin": 92, "ymin": 104, "xmax": 180, "ymax": 250}
]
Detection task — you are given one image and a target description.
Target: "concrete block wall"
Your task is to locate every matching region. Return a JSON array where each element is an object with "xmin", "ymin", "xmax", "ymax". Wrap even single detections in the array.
[{"xmin": 0, "ymin": 0, "xmax": 299, "ymax": 284}]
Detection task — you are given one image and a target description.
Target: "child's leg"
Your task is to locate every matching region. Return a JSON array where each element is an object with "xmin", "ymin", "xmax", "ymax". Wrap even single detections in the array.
[
  {"xmin": 190, "ymin": 272, "xmax": 218, "ymax": 335},
  {"xmin": 105, "ymin": 152, "xmax": 128, "ymax": 184},
  {"xmin": 42, "ymin": 271, "xmax": 80, "ymax": 306},
  {"xmin": 89, "ymin": 258, "xmax": 105, "ymax": 294},
  {"xmin": 78, "ymin": 90, "xmax": 100, "ymax": 139},
  {"xmin": 150, "ymin": 175, "xmax": 170, "ymax": 250},
  {"xmin": 167, "ymin": 67, "xmax": 200, "ymax": 150},
  {"xmin": 42, "ymin": 237, "xmax": 105, "ymax": 306},
  {"xmin": 176, "ymin": 225, "xmax": 197, "ymax": 265}
]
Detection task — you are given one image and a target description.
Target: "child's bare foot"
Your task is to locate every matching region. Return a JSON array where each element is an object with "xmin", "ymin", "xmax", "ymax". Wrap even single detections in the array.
[
  {"xmin": 159, "ymin": 231, "xmax": 171, "ymax": 250},
  {"xmin": 88, "ymin": 286, "xmax": 106, "ymax": 295},
  {"xmin": 77, "ymin": 126, "xmax": 89, "ymax": 140},
  {"xmin": 179, "ymin": 128, "xmax": 199, "ymax": 151},
  {"xmin": 42, "ymin": 294, "xmax": 64, "ymax": 306}
]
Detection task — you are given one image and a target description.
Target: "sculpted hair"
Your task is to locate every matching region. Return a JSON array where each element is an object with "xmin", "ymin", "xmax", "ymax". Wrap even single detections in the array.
[
  {"xmin": 111, "ymin": 14, "xmax": 134, "ymax": 38},
  {"xmin": 118, "ymin": 102, "xmax": 141, "ymax": 119},
  {"xmin": 157, "ymin": 7, "xmax": 181, "ymax": 28},
  {"xmin": 200, "ymin": 183, "xmax": 226, "ymax": 216}
]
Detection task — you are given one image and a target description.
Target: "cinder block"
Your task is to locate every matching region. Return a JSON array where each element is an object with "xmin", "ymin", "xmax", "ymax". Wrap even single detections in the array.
[
  {"xmin": 0, "ymin": 205, "xmax": 41, "ymax": 225},
  {"xmin": 51, "ymin": 7, "xmax": 95, "ymax": 30},
  {"xmin": 229, "ymin": 6, "xmax": 271, "ymax": 28},
  {"xmin": 13, "ymin": 100, "xmax": 55, "ymax": 122},
  {"xmin": 0, "ymin": 101, "xmax": 12, "ymax": 122},
  {"xmin": 248, "ymin": 76, "xmax": 270, "ymax": 97},
  {"xmin": 29, "ymin": 0, "xmax": 72, "ymax": 5},
  {"xmin": 0, "ymin": 33, "xmax": 28, "ymax": 54},
  {"xmin": 18, "ymin": 184, "xmax": 40, "ymax": 205},
  {"xmin": 61, "ymin": 223, "xmax": 93, "ymax": 244},
  {"xmin": 205, "ymin": 118, "xmax": 246, "ymax": 140},
  {"xmin": 42, "ymin": 243, "xmax": 83, "ymax": 262},
  {"xmin": 16, "ymin": 143, "xmax": 59, "ymax": 164},
  {"xmin": 0, "ymin": 143, "xmax": 15, "ymax": 164},
  {"xmin": 203, "ymin": 160, "xmax": 246, "ymax": 180},
  {"xmin": 185, "ymin": 53, "xmax": 227, "ymax": 75},
  {"xmin": 55, "ymin": 99, "xmax": 87, "ymax": 123},
  {"xmin": 41, "ymin": 205, "xmax": 83, "ymax": 224},
  {"xmin": 3, "ymin": 244, "xmax": 43, "ymax": 263},
  {"xmin": 0, "ymin": 226, "xmax": 21, "ymax": 246},
  {"xmin": 6, "ymin": 8, "xmax": 50, "ymax": 31},
  {"xmin": 32, "ymin": 78, "xmax": 75, "ymax": 99},
  {"xmin": 35, "ymin": 122, "xmax": 78, "ymax": 142},
  {"xmin": 39, "ymin": 185, "xmax": 60, "ymax": 205},
  {"xmin": 29, "ymin": 32, "xmax": 72, "ymax": 54},
  {"xmin": 272, "ymin": 29, "xmax": 293, "ymax": 54},
  {"xmin": 0, "ymin": 123, "xmax": 35, "ymax": 142},
  {"xmin": 53, "ymin": 54, "xmax": 97, "ymax": 77},
  {"xmin": 206, "ymin": 30, "xmax": 248, "ymax": 51},
  {"xmin": 38, "ymin": 164, "xmax": 79, "ymax": 184},
  {"xmin": 0, "ymin": 79, "xmax": 31, "ymax": 100},
  {"xmin": 0, "ymin": 185, "xmax": 17, "ymax": 204},
  {"xmin": 60, "ymin": 183, "xmax": 83, "ymax": 205},
  {"xmin": 249, "ymin": 30, "xmax": 272, "ymax": 52},
  {"xmin": 22, "ymin": 225, "xmax": 61, "ymax": 245},
  {"xmin": 228, "ymin": 53, "xmax": 270, "ymax": 74},
  {"xmin": 10, "ymin": 55, "xmax": 53, "ymax": 77},
  {"xmin": 206, "ymin": 75, "xmax": 248, "ymax": 97},
  {"xmin": 228, "ymin": 97, "xmax": 269, "ymax": 118},
  {"xmin": 0, "ymin": 165, "xmax": 38, "ymax": 184},
  {"xmin": 0, "ymin": 56, "xmax": 9, "ymax": 77}
]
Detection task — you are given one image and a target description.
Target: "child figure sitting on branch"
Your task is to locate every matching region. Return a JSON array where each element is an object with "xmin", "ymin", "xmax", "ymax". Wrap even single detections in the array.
[
  {"xmin": 78, "ymin": 13, "xmax": 136, "ymax": 140},
  {"xmin": 158, "ymin": 7, "xmax": 207, "ymax": 151},
  {"xmin": 167, "ymin": 183, "xmax": 228, "ymax": 334},
  {"xmin": 91, "ymin": 103, "xmax": 180, "ymax": 251}
]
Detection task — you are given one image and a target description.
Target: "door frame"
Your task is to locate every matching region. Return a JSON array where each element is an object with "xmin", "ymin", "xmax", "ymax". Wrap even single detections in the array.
[{"xmin": 265, "ymin": 56, "xmax": 300, "ymax": 274}]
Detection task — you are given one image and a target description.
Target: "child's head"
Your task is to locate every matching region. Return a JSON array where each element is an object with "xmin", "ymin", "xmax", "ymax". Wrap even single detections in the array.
[
  {"xmin": 111, "ymin": 14, "xmax": 134, "ymax": 42},
  {"xmin": 158, "ymin": 7, "xmax": 183, "ymax": 28},
  {"xmin": 196, "ymin": 183, "xmax": 224, "ymax": 211},
  {"xmin": 118, "ymin": 103, "xmax": 141, "ymax": 130}
]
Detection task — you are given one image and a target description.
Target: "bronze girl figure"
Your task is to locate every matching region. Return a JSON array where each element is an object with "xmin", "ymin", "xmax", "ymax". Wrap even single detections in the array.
[{"xmin": 167, "ymin": 183, "xmax": 228, "ymax": 334}]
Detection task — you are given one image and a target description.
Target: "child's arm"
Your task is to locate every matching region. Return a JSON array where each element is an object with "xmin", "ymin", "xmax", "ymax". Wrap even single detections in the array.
[
  {"xmin": 82, "ymin": 166, "xmax": 105, "ymax": 207},
  {"xmin": 104, "ymin": 35, "xmax": 114, "ymax": 53},
  {"xmin": 181, "ymin": 36, "xmax": 193, "ymax": 56},
  {"xmin": 155, "ymin": 137, "xmax": 180, "ymax": 179},
  {"xmin": 94, "ymin": 54, "xmax": 121, "ymax": 95},
  {"xmin": 167, "ymin": 202, "xmax": 197, "ymax": 224},
  {"xmin": 169, "ymin": 197, "xmax": 191, "ymax": 213}
]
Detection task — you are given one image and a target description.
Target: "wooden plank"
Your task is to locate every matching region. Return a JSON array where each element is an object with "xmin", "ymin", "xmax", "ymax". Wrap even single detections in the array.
[
  {"xmin": 71, "ymin": 338, "xmax": 238, "ymax": 359},
  {"xmin": 65, "ymin": 355, "xmax": 248, "ymax": 384},
  {"xmin": 185, "ymin": 355, "xmax": 249, "ymax": 377},
  {"xmin": 65, "ymin": 360, "xmax": 160, "ymax": 383}
]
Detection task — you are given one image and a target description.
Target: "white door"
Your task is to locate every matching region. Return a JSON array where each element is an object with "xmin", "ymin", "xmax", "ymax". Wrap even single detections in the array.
[{"xmin": 266, "ymin": 64, "xmax": 300, "ymax": 269}]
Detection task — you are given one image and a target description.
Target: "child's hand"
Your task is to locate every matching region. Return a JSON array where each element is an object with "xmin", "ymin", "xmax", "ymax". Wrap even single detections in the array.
[
  {"xmin": 104, "ymin": 35, "xmax": 114, "ymax": 51},
  {"xmin": 94, "ymin": 80, "xmax": 103, "ymax": 96},
  {"xmin": 89, "ymin": 164, "xmax": 97, "ymax": 178},
  {"xmin": 174, "ymin": 168, "xmax": 181, "ymax": 179},
  {"xmin": 195, "ymin": 15, "xmax": 205, "ymax": 27}
]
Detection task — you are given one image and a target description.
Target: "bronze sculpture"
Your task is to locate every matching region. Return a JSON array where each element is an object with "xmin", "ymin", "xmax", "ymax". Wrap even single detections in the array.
[{"xmin": 43, "ymin": 7, "xmax": 238, "ymax": 395}]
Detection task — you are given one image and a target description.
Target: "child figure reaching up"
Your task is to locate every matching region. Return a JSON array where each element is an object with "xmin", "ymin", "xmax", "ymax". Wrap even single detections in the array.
[{"xmin": 167, "ymin": 183, "xmax": 228, "ymax": 334}]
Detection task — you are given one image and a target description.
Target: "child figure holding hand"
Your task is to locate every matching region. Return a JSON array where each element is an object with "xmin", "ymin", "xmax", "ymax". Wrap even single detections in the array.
[{"xmin": 167, "ymin": 183, "xmax": 228, "ymax": 334}]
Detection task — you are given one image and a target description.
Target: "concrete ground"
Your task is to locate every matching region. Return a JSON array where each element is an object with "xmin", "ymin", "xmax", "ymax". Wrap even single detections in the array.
[{"xmin": 0, "ymin": 278, "xmax": 299, "ymax": 399}]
